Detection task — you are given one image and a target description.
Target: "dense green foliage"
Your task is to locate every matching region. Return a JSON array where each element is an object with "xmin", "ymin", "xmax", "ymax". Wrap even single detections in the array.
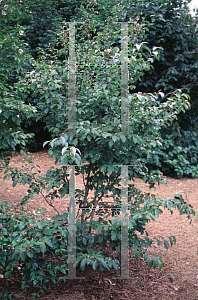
[
  {"xmin": 1, "ymin": 0, "xmax": 197, "ymax": 179},
  {"xmin": 21, "ymin": 0, "xmax": 85, "ymax": 58},
  {"xmin": 0, "ymin": 0, "xmax": 36, "ymax": 155},
  {"xmin": 84, "ymin": 0, "xmax": 198, "ymax": 178},
  {"xmin": 124, "ymin": 0, "xmax": 198, "ymax": 94},
  {"xmin": 127, "ymin": 0, "xmax": 198, "ymax": 178},
  {"xmin": 0, "ymin": 0, "xmax": 197, "ymax": 298},
  {"xmin": 142, "ymin": 125, "xmax": 198, "ymax": 178},
  {"xmin": 0, "ymin": 195, "xmax": 194, "ymax": 298}
]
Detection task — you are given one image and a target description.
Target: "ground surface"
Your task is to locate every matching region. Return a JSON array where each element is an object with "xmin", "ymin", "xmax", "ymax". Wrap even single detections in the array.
[{"xmin": 0, "ymin": 150, "xmax": 197, "ymax": 299}]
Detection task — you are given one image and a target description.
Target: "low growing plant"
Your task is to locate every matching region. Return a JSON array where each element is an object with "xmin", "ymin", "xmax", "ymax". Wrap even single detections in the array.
[
  {"xmin": 0, "ymin": 201, "xmax": 119, "ymax": 298},
  {"xmin": 0, "ymin": 188, "xmax": 195, "ymax": 298}
]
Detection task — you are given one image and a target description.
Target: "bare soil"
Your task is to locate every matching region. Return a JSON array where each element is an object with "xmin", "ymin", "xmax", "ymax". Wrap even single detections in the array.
[{"xmin": 0, "ymin": 150, "xmax": 198, "ymax": 300}]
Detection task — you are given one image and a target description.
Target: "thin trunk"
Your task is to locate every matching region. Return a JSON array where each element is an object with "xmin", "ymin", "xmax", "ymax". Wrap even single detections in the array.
[{"xmin": 81, "ymin": 170, "xmax": 90, "ymax": 223}]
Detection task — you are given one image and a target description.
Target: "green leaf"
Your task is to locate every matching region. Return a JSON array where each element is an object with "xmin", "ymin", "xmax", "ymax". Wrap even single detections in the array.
[
  {"xmin": 45, "ymin": 240, "xmax": 53, "ymax": 248},
  {"xmin": 12, "ymin": 251, "xmax": 18, "ymax": 260},
  {"xmin": 27, "ymin": 251, "xmax": 33, "ymax": 258},
  {"xmin": 99, "ymin": 264, "xmax": 104, "ymax": 271},
  {"xmin": 60, "ymin": 136, "xmax": 66, "ymax": 145},
  {"xmin": 100, "ymin": 165, "xmax": 107, "ymax": 173},
  {"xmin": 80, "ymin": 258, "xmax": 86, "ymax": 270},
  {"xmin": 112, "ymin": 261, "xmax": 118, "ymax": 270},
  {"xmin": 143, "ymin": 253, "xmax": 147, "ymax": 261},
  {"xmin": 82, "ymin": 237, "xmax": 87, "ymax": 245},
  {"xmin": 153, "ymin": 258, "xmax": 156, "ymax": 268},
  {"xmin": 44, "ymin": 229, "xmax": 53, "ymax": 236},
  {"xmin": 4, "ymin": 111, "xmax": 10, "ymax": 118},
  {"xmin": 168, "ymin": 236, "xmax": 173, "ymax": 246},
  {"xmin": 164, "ymin": 239, "xmax": 169, "ymax": 249},
  {"xmin": 148, "ymin": 257, "xmax": 153, "ymax": 268},
  {"xmin": 170, "ymin": 274, "xmax": 174, "ymax": 280},
  {"xmin": 41, "ymin": 243, "xmax": 46, "ymax": 253},
  {"xmin": 98, "ymin": 235, "xmax": 103, "ymax": 244},
  {"xmin": 150, "ymin": 214, "xmax": 156, "ymax": 221},
  {"xmin": 133, "ymin": 136, "xmax": 138, "ymax": 144},
  {"xmin": 157, "ymin": 258, "xmax": 163, "ymax": 270},
  {"xmin": 108, "ymin": 166, "xmax": 113, "ymax": 175},
  {"xmin": 112, "ymin": 217, "xmax": 119, "ymax": 225},
  {"xmin": 132, "ymin": 248, "xmax": 137, "ymax": 255},
  {"xmin": 111, "ymin": 232, "xmax": 117, "ymax": 241},
  {"xmin": 12, "ymin": 180, "xmax": 18, "ymax": 188},
  {"xmin": 155, "ymin": 238, "xmax": 161, "ymax": 246},
  {"xmin": 46, "ymin": 183, "xmax": 52, "ymax": 193},
  {"xmin": 19, "ymin": 251, "xmax": 27, "ymax": 261},
  {"xmin": 112, "ymin": 136, "xmax": 118, "ymax": 142},
  {"xmin": 128, "ymin": 220, "xmax": 133, "ymax": 229},
  {"xmin": 99, "ymin": 258, "xmax": 107, "ymax": 268},
  {"xmin": 120, "ymin": 134, "xmax": 126, "ymax": 143},
  {"xmin": 61, "ymin": 146, "xmax": 68, "ymax": 155},
  {"xmin": 43, "ymin": 140, "xmax": 49, "ymax": 147},
  {"xmin": 73, "ymin": 139, "xmax": 78, "ymax": 146},
  {"xmin": 109, "ymin": 139, "xmax": 113, "ymax": 147},
  {"xmin": 155, "ymin": 208, "xmax": 162, "ymax": 218},
  {"xmin": 167, "ymin": 201, "xmax": 172, "ymax": 210},
  {"xmin": 93, "ymin": 260, "xmax": 98, "ymax": 270}
]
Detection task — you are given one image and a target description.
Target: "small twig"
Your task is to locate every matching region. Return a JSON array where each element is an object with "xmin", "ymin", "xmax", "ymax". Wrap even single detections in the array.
[
  {"xmin": 40, "ymin": 190, "xmax": 60, "ymax": 215},
  {"xmin": 104, "ymin": 278, "xmax": 116, "ymax": 285}
]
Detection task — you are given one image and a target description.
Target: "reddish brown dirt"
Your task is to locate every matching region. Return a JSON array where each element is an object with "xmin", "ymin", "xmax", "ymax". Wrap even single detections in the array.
[{"xmin": 0, "ymin": 150, "xmax": 197, "ymax": 299}]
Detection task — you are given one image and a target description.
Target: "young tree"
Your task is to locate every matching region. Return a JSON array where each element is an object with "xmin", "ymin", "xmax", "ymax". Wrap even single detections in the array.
[{"xmin": 0, "ymin": 0, "xmax": 195, "ymax": 296}]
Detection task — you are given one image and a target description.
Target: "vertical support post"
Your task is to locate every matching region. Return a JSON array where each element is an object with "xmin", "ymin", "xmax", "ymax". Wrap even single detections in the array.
[
  {"xmin": 68, "ymin": 165, "xmax": 76, "ymax": 279},
  {"xmin": 62, "ymin": 23, "xmax": 83, "ymax": 280},
  {"xmin": 67, "ymin": 21, "xmax": 76, "ymax": 278},
  {"xmin": 120, "ymin": 22, "xmax": 130, "ymax": 278},
  {"xmin": 120, "ymin": 165, "xmax": 129, "ymax": 278},
  {"xmin": 68, "ymin": 22, "xmax": 76, "ymax": 137},
  {"xmin": 121, "ymin": 22, "xmax": 129, "ymax": 137},
  {"xmin": 114, "ymin": 22, "xmax": 135, "ymax": 280}
]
